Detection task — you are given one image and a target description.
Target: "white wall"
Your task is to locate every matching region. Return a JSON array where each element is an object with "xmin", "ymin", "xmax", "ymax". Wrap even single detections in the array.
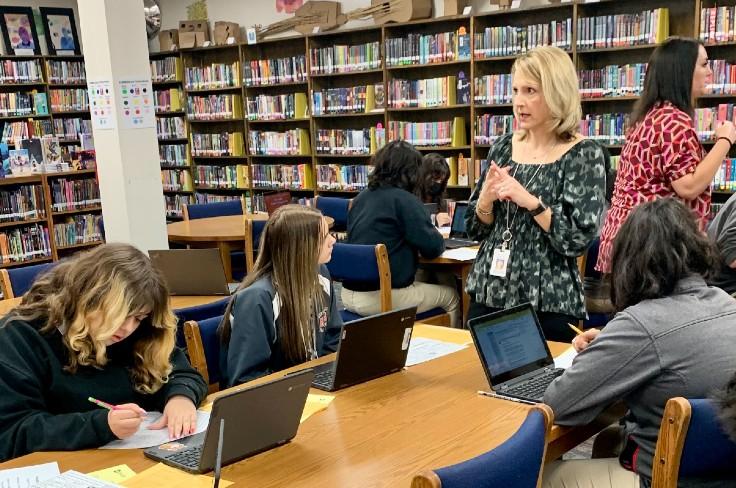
[{"xmin": 0, "ymin": 0, "xmax": 82, "ymax": 55}]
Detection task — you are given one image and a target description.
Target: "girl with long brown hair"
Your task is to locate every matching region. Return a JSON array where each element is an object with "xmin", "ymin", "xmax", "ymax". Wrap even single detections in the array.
[{"xmin": 219, "ymin": 204, "xmax": 342, "ymax": 388}]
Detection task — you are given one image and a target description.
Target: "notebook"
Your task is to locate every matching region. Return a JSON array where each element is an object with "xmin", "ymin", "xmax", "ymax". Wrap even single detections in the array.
[
  {"xmin": 144, "ymin": 369, "xmax": 314, "ymax": 474},
  {"xmin": 149, "ymin": 249, "xmax": 238, "ymax": 296},
  {"xmin": 444, "ymin": 201, "xmax": 478, "ymax": 249},
  {"xmin": 468, "ymin": 303, "xmax": 564, "ymax": 403},
  {"xmin": 311, "ymin": 307, "xmax": 417, "ymax": 392}
]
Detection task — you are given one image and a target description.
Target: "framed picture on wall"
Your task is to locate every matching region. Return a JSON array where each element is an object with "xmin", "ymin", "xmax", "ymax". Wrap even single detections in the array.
[
  {"xmin": 39, "ymin": 7, "xmax": 80, "ymax": 56},
  {"xmin": 0, "ymin": 6, "xmax": 41, "ymax": 55}
]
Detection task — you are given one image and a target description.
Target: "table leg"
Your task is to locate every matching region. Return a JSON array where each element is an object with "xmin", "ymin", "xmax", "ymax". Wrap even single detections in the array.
[
  {"xmin": 218, "ymin": 242, "xmax": 233, "ymax": 282},
  {"xmin": 461, "ymin": 264, "xmax": 471, "ymax": 327}
]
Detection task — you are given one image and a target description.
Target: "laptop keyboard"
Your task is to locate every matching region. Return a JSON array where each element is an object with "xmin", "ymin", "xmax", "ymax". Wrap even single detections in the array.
[
  {"xmin": 444, "ymin": 238, "xmax": 476, "ymax": 249},
  {"xmin": 312, "ymin": 365, "xmax": 335, "ymax": 389},
  {"xmin": 504, "ymin": 369, "xmax": 564, "ymax": 401},
  {"xmin": 166, "ymin": 445, "xmax": 202, "ymax": 469}
]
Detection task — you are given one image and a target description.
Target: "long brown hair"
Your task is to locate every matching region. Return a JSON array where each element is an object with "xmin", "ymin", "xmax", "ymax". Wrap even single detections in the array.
[
  {"xmin": 220, "ymin": 205, "xmax": 326, "ymax": 365},
  {"xmin": 8, "ymin": 243, "xmax": 177, "ymax": 394}
]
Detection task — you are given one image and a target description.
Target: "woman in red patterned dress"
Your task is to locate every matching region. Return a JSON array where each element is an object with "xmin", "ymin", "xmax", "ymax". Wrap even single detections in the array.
[{"xmin": 597, "ymin": 37, "xmax": 736, "ymax": 273}]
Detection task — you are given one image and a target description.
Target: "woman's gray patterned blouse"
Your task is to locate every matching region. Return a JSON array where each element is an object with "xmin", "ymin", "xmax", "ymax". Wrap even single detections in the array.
[{"xmin": 465, "ymin": 134, "xmax": 606, "ymax": 318}]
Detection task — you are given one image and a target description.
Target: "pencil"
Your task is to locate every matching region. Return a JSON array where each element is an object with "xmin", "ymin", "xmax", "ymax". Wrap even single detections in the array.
[
  {"xmin": 88, "ymin": 396, "xmax": 116, "ymax": 410},
  {"xmin": 568, "ymin": 323, "xmax": 585, "ymax": 336}
]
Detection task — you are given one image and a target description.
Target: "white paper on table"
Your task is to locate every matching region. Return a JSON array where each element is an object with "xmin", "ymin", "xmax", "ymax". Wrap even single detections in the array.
[
  {"xmin": 32, "ymin": 470, "xmax": 122, "ymax": 488},
  {"xmin": 100, "ymin": 410, "xmax": 210, "ymax": 449},
  {"xmin": 0, "ymin": 462, "xmax": 59, "ymax": 487},
  {"xmin": 440, "ymin": 247, "xmax": 479, "ymax": 261},
  {"xmin": 554, "ymin": 347, "xmax": 578, "ymax": 370},
  {"xmin": 406, "ymin": 337, "xmax": 468, "ymax": 367}
]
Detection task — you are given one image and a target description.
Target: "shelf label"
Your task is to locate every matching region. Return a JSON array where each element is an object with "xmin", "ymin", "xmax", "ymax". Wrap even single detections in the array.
[{"xmin": 462, "ymin": 6, "xmax": 472, "ymax": 15}]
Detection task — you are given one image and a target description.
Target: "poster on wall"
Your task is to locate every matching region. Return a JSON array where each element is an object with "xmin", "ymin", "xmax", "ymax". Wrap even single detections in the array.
[
  {"xmin": 117, "ymin": 79, "xmax": 155, "ymax": 130},
  {"xmin": 88, "ymin": 80, "xmax": 116, "ymax": 130}
]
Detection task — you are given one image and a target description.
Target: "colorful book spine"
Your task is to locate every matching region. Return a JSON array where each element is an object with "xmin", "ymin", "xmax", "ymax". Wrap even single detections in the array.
[
  {"xmin": 386, "ymin": 29, "xmax": 470, "ymax": 66},
  {"xmin": 0, "ymin": 184, "xmax": 46, "ymax": 222},
  {"xmin": 388, "ymin": 75, "xmax": 458, "ymax": 108},
  {"xmin": 154, "ymin": 88, "xmax": 182, "ymax": 112},
  {"xmin": 473, "ymin": 19, "xmax": 572, "ymax": 59},
  {"xmin": 184, "ymin": 62, "xmax": 240, "ymax": 90},
  {"xmin": 712, "ymin": 158, "xmax": 736, "ymax": 191},
  {"xmin": 49, "ymin": 89, "xmax": 89, "ymax": 112},
  {"xmin": 252, "ymin": 164, "xmax": 314, "ymax": 190},
  {"xmin": 190, "ymin": 132, "xmax": 245, "ymax": 156},
  {"xmin": 150, "ymin": 57, "xmax": 182, "ymax": 83},
  {"xmin": 474, "ymin": 114, "xmax": 516, "ymax": 144},
  {"xmin": 53, "ymin": 213, "xmax": 103, "ymax": 247},
  {"xmin": 310, "ymin": 41, "xmax": 381, "ymax": 74},
  {"xmin": 159, "ymin": 144, "xmax": 189, "ymax": 167},
  {"xmin": 0, "ymin": 59, "xmax": 43, "ymax": 83},
  {"xmin": 248, "ymin": 129, "xmax": 310, "ymax": 156},
  {"xmin": 316, "ymin": 164, "xmax": 370, "ymax": 191},
  {"xmin": 156, "ymin": 117, "xmax": 186, "ymax": 139},
  {"xmin": 707, "ymin": 59, "xmax": 736, "ymax": 95},
  {"xmin": 186, "ymin": 94, "xmax": 242, "ymax": 120},
  {"xmin": 474, "ymin": 74, "xmax": 512, "ymax": 105},
  {"xmin": 246, "ymin": 93, "xmax": 307, "ymax": 120},
  {"xmin": 46, "ymin": 60, "xmax": 86, "ymax": 85},
  {"xmin": 388, "ymin": 120, "xmax": 456, "ymax": 147},
  {"xmin": 165, "ymin": 194, "xmax": 194, "ymax": 218},
  {"xmin": 243, "ymin": 55, "xmax": 307, "ymax": 86},
  {"xmin": 161, "ymin": 168, "xmax": 193, "ymax": 191},
  {"xmin": 1, "ymin": 120, "xmax": 53, "ymax": 143},
  {"xmin": 0, "ymin": 92, "xmax": 36, "ymax": 117},
  {"xmin": 577, "ymin": 8, "xmax": 669, "ymax": 50},
  {"xmin": 0, "ymin": 223, "xmax": 52, "ymax": 264},
  {"xmin": 315, "ymin": 129, "xmax": 372, "ymax": 155},
  {"xmin": 195, "ymin": 165, "xmax": 249, "ymax": 189},
  {"xmin": 700, "ymin": 7, "xmax": 736, "ymax": 44},
  {"xmin": 579, "ymin": 113, "xmax": 632, "ymax": 144},
  {"xmin": 49, "ymin": 177, "xmax": 101, "ymax": 211},
  {"xmin": 694, "ymin": 104, "xmax": 736, "ymax": 141},
  {"xmin": 578, "ymin": 63, "xmax": 647, "ymax": 99},
  {"xmin": 52, "ymin": 118, "xmax": 91, "ymax": 140}
]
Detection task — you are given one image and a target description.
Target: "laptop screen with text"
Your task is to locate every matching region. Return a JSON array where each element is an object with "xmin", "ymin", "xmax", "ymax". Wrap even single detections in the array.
[{"xmin": 450, "ymin": 203, "xmax": 468, "ymax": 236}]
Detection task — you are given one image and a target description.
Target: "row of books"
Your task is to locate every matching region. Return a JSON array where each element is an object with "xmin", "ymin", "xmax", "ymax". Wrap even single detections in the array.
[
  {"xmin": 707, "ymin": 59, "xmax": 736, "ymax": 95},
  {"xmin": 53, "ymin": 214, "xmax": 103, "ymax": 247},
  {"xmin": 388, "ymin": 118, "xmax": 466, "ymax": 147},
  {"xmin": 161, "ymin": 168, "xmax": 193, "ymax": 191},
  {"xmin": 578, "ymin": 63, "xmax": 647, "ymax": 99},
  {"xmin": 248, "ymin": 129, "xmax": 310, "ymax": 156},
  {"xmin": 474, "ymin": 74, "xmax": 512, "ymax": 105},
  {"xmin": 150, "ymin": 57, "xmax": 182, "ymax": 83},
  {"xmin": 159, "ymin": 144, "xmax": 189, "ymax": 167},
  {"xmin": 250, "ymin": 193, "xmax": 312, "ymax": 213},
  {"xmin": 49, "ymin": 177, "xmax": 101, "ymax": 212},
  {"xmin": 0, "ymin": 59, "xmax": 43, "ymax": 84},
  {"xmin": 309, "ymin": 42, "xmax": 381, "ymax": 75},
  {"xmin": 194, "ymin": 193, "xmax": 238, "ymax": 205},
  {"xmin": 165, "ymin": 194, "xmax": 194, "ymax": 218},
  {"xmin": 388, "ymin": 74, "xmax": 469, "ymax": 108},
  {"xmin": 446, "ymin": 156, "xmax": 476, "ymax": 187},
  {"xmin": 154, "ymin": 88, "xmax": 183, "ymax": 112},
  {"xmin": 195, "ymin": 165, "xmax": 249, "ymax": 189},
  {"xmin": 184, "ymin": 62, "xmax": 240, "ymax": 90},
  {"xmin": 700, "ymin": 7, "xmax": 736, "ymax": 45},
  {"xmin": 694, "ymin": 104, "xmax": 736, "ymax": 141},
  {"xmin": 156, "ymin": 117, "xmax": 186, "ymax": 140},
  {"xmin": 52, "ymin": 118, "xmax": 91, "ymax": 140},
  {"xmin": 713, "ymin": 158, "xmax": 736, "ymax": 192},
  {"xmin": 243, "ymin": 55, "xmax": 308, "ymax": 87},
  {"xmin": 385, "ymin": 30, "xmax": 470, "ymax": 67},
  {"xmin": 312, "ymin": 85, "xmax": 383, "ymax": 115},
  {"xmin": 0, "ymin": 185, "xmax": 46, "ymax": 222},
  {"xmin": 1, "ymin": 119, "xmax": 52, "ymax": 142},
  {"xmin": 186, "ymin": 94, "xmax": 243, "ymax": 120},
  {"xmin": 576, "ymin": 8, "xmax": 669, "ymax": 50},
  {"xmin": 0, "ymin": 92, "xmax": 41, "ymax": 117},
  {"xmin": 246, "ymin": 93, "xmax": 307, "ymax": 121},
  {"xmin": 0, "ymin": 224, "xmax": 52, "ymax": 264},
  {"xmin": 579, "ymin": 113, "xmax": 631, "ymax": 145},
  {"xmin": 191, "ymin": 132, "xmax": 245, "ymax": 156},
  {"xmin": 315, "ymin": 128, "xmax": 372, "ymax": 155},
  {"xmin": 47, "ymin": 60, "xmax": 86, "ymax": 85},
  {"xmin": 475, "ymin": 114, "xmax": 515, "ymax": 144},
  {"xmin": 316, "ymin": 164, "xmax": 370, "ymax": 192},
  {"xmin": 49, "ymin": 88, "xmax": 88, "ymax": 112},
  {"xmin": 473, "ymin": 20, "xmax": 572, "ymax": 59},
  {"xmin": 252, "ymin": 164, "xmax": 313, "ymax": 190}
]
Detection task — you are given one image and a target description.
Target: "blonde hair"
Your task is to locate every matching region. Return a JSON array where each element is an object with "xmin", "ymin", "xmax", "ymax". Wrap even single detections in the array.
[
  {"xmin": 9, "ymin": 243, "xmax": 177, "ymax": 394},
  {"xmin": 220, "ymin": 205, "xmax": 326, "ymax": 365},
  {"xmin": 511, "ymin": 46, "xmax": 581, "ymax": 141}
]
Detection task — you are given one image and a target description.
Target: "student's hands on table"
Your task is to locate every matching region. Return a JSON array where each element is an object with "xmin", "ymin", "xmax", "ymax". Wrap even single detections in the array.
[
  {"xmin": 108, "ymin": 403, "xmax": 146, "ymax": 439},
  {"xmin": 148, "ymin": 395, "xmax": 197, "ymax": 439},
  {"xmin": 572, "ymin": 328, "xmax": 600, "ymax": 353}
]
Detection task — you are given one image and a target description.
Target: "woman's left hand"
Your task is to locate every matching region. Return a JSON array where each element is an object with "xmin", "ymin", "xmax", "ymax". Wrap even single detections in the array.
[
  {"xmin": 148, "ymin": 395, "xmax": 197, "ymax": 439},
  {"xmin": 492, "ymin": 171, "xmax": 539, "ymax": 210}
]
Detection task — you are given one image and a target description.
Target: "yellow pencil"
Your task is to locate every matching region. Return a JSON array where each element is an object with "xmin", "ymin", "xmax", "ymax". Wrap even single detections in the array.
[{"xmin": 568, "ymin": 323, "xmax": 584, "ymax": 336}]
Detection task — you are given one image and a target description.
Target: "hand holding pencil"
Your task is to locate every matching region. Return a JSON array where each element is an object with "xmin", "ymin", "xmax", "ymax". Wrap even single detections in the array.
[
  {"xmin": 568, "ymin": 323, "xmax": 601, "ymax": 353},
  {"xmin": 89, "ymin": 397, "xmax": 146, "ymax": 440}
]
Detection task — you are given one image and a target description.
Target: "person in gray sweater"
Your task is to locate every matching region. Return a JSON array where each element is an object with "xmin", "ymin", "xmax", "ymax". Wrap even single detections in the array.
[
  {"xmin": 707, "ymin": 191, "xmax": 736, "ymax": 295},
  {"xmin": 543, "ymin": 198, "xmax": 736, "ymax": 488}
]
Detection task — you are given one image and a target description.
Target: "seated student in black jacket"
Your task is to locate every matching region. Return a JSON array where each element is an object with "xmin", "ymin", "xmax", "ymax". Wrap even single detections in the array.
[
  {"xmin": 0, "ymin": 243, "xmax": 208, "ymax": 462},
  {"xmin": 343, "ymin": 140, "xmax": 460, "ymax": 327},
  {"xmin": 219, "ymin": 204, "xmax": 342, "ymax": 388}
]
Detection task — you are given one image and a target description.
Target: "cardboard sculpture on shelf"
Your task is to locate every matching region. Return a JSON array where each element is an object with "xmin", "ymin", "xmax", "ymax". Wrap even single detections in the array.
[
  {"xmin": 214, "ymin": 21, "xmax": 241, "ymax": 44},
  {"xmin": 294, "ymin": 1, "xmax": 347, "ymax": 35},
  {"xmin": 178, "ymin": 20, "xmax": 209, "ymax": 48},
  {"xmin": 369, "ymin": 0, "xmax": 432, "ymax": 24},
  {"xmin": 444, "ymin": 0, "xmax": 470, "ymax": 16},
  {"xmin": 158, "ymin": 29, "xmax": 178, "ymax": 50}
]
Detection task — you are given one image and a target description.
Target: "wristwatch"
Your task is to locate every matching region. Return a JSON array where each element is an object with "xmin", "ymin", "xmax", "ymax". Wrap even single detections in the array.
[{"xmin": 529, "ymin": 197, "xmax": 548, "ymax": 217}]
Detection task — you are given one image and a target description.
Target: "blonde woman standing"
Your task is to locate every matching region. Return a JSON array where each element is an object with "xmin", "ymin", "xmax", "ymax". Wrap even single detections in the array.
[
  {"xmin": 0, "ymin": 243, "xmax": 208, "ymax": 462},
  {"xmin": 219, "ymin": 205, "xmax": 342, "ymax": 388},
  {"xmin": 465, "ymin": 46, "xmax": 606, "ymax": 341}
]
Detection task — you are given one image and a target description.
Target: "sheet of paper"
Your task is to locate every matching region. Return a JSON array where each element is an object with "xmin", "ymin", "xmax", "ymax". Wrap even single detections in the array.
[
  {"xmin": 0, "ymin": 462, "xmax": 59, "ymax": 487},
  {"xmin": 406, "ymin": 337, "xmax": 468, "ymax": 367},
  {"xmin": 300, "ymin": 393, "xmax": 335, "ymax": 423},
  {"xmin": 121, "ymin": 463, "xmax": 232, "ymax": 488},
  {"xmin": 32, "ymin": 470, "xmax": 121, "ymax": 487},
  {"xmin": 440, "ymin": 247, "xmax": 478, "ymax": 261},
  {"xmin": 87, "ymin": 465, "xmax": 136, "ymax": 484},
  {"xmin": 100, "ymin": 410, "xmax": 210, "ymax": 449},
  {"xmin": 554, "ymin": 346, "xmax": 578, "ymax": 370}
]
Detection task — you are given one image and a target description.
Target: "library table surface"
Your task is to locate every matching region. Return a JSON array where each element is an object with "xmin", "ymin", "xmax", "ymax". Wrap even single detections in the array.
[
  {"xmin": 0, "ymin": 295, "xmax": 224, "ymax": 316},
  {"xmin": 0, "ymin": 324, "xmax": 620, "ymax": 487}
]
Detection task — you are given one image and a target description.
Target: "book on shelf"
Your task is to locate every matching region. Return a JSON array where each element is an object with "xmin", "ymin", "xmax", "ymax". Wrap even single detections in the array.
[
  {"xmin": 186, "ymin": 94, "xmax": 243, "ymax": 120},
  {"xmin": 195, "ymin": 165, "xmax": 249, "ymax": 189},
  {"xmin": 475, "ymin": 114, "xmax": 516, "ymax": 144},
  {"xmin": 474, "ymin": 73, "xmax": 512, "ymax": 105},
  {"xmin": 0, "ymin": 223, "xmax": 52, "ymax": 264},
  {"xmin": 0, "ymin": 143, "xmax": 7, "ymax": 176},
  {"xmin": 165, "ymin": 194, "xmax": 194, "ymax": 218},
  {"xmin": 713, "ymin": 158, "xmax": 736, "ymax": 192},
  {"xmin": 388, "ymin": 75, "xmax": 458, "ymax": 108},
  {"xmin": 457, "ymin": 154, "xmax": 469, "ymax": 186},
  {"xmin": 49, "ymin": 177, "xmax": 101, "ymax": 212},
  {"xmin": 159, "ymin": 144, "xmax": 190, "ymax": 167},
  {"xmin": 0, "ymin": 59, "xmax": 43, "ymax": 84},
  {"xmin": 161, "ymin": 168, "xmax": 193, "ymax": 191},
  {"xmin": 577, "ymin": 8, "xmax": 669, "ymax": 50},
  {"xmin": 316, "ymin": 129, "xmax": 371, "ymax": 155},
  {"xmin": 388, "ymin": 118, "xmax": 466, "ymax": 147},
  {"xmin": 252, "ymin": 164, "xmax": 313, "ymax": 190},
  {"xmin": 155, "ymin": 88, "xmax": 182, "ymax": 112},
  {"xmin": 317, "ymin": 164, "xmax": 370, "ymax": 192},
  {"xmin": 248, "ymin": 128, "xmax": 310, "ymax": 156},
  {"xmin": 46, "ymin": 60, "xmax": 86, "ymax": 85},
  {"xmin": 33, "ymin": 92, "xmax": 48, "ymax": 115},
  {"xmin": 370, "ymin": 124, "xmax": 386, "ymax": 153},
  {"xmin": 156, "ymin": 117, "xmax": 187, "ymax": 140},
  {"xmin": 49, "ymin": 88, "xmax": 89, "ymax": 112},
  {"xmin": 578, "ymin": 63, "xmax": 647, "ymax": 99},
  {"xmin": 150, "ymin": 57, "xmax": 183, "ymax": 83},
  {"xmin": 2, "ymin": 119, "xmax": 53, "ymax": 143},
  {"xmin": 54, "ymin": 214, "xmax": 103, "ymax": 247},
  {"xmin": 700, "ymin": 7, "xmax": 736, "ymax": 45},
  {"xmin": 53, "ymin": 117, "xmax": 92, "ymax": 140},
  {"xmin": 243, "ymin": 55, "xmax": 307, "ymax": 86},
  {"xmin": 0, "ymin": 184, "xmax": 46, "ymax": 221},
  {"xmin": 579, "ymin": 113, "xmax": 631, "ymax": 145},
  {"xmin": 707, "ymin": 59, "xmax": 736, "ymax": 95},
  {"xmin": 0, "ymin": 92, "xmax": 36, "ymax": 117},
  {"xmin": 310, "ymin": 41, "xmax": 381, "ymax": 75},
  {"xmin": 473, "ymin": 19, "xmax": 572, "ymax": 59},
  {"xmin": 190, "ymin": 132, "xmax": 245, "ymax": 157},
  {"xmin": 184, "ymin": 62, "xmax": 240, "ymax": 90},
  {"xmin": 386, "ymin": 28, "xmax": 471, "ymax": 67},
  {"xmin": 692, "ymin": 104, "xmax": 736, "ymax": 142},
  {"xmin": 8, "ymin": 149, "xmax": 30, "ymax": 175},
  {"xmin": 247, "ymin": 92, "xmax": 307, "ymax": 120}
]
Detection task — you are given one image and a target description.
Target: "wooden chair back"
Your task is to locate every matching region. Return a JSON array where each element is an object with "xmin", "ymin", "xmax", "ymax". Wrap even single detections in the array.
[{"xmin": 183, "ymin": 318, "xmax": 222, "ymax": 394}]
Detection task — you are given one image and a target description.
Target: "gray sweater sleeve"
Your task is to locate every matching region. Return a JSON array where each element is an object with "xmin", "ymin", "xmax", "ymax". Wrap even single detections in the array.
[
  {"xmin": 713, "ymin": 198, "xmax": 736, "ymax": 265},
  {"xmin": 543, "ymin": 312, "xmax": 662, "ymax": 425}
]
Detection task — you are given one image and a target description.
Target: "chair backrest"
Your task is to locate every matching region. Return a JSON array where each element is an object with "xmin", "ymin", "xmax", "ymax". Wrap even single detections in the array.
[
  {"xmin": 244, "ymin": 218, "xmax": 267, "ymax": 273},
  {"xmin": 183, "ymin": 199, "xmax": 243, "ymax": 220},
  {"xmin": 315, "ymin": 196, "xmax": 352, "ymax": 231},
  {"xmin": 173, "ymin": 297, "xmax": 229, "ymax": 349},
  {"xmin": 326, "ymin": 243, "xmax": 392, "ymax": 312},
  {"xmin": 411, "ymin": 404, "xmax": 554, "ymax": 488},
  {"xmin": 0, "ymin": 262, "xmax": 56, "ymax": 299},
  {"xmin": 184, "ymin": 314, "xmax": 224, "ymax": 393},
  {"xmin": 652, "ymin": 398, "xmax": 736, "ymax": 487}
]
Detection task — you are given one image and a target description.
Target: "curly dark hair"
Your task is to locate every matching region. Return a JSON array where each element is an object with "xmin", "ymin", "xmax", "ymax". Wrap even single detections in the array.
[
  {"xmin": 367, "ymin": 140, "xmax": 422, "ymax": 192},
  {"xmin": 415, "ymin": 153, "xmax": 450, "ymax": 204},
  {"xmin": 610, "ymin": 198, "xmax": 717, "ymax": 311}
]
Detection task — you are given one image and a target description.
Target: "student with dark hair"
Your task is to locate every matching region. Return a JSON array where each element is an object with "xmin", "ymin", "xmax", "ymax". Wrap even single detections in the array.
[
  {"xmin": 343, "ymin": 140, "xmax": 460, "ymax": 326},
  {"xmin": 543, "ymin": 198, "xmax": 736, "ymax": 487},
  {"xmin": 415, "ymin": 153, "xmax": 452, "ymax": 226},
  {"xmin": 597, "ymin": 37, "xmax": 736, "ymax": 273}
]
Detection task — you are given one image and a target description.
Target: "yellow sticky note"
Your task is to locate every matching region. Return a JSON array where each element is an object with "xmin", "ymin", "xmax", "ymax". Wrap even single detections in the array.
[
  {"xmin": 300, "ymin": 393, "xmax": 335, "ymax": 423},
  {"xmin": 121, "ymin": 463, "xmax": 233, "ymax": 488},
  {"xmin": 87, "ymin": 464, "xmax": 136, "ymax": 483}
]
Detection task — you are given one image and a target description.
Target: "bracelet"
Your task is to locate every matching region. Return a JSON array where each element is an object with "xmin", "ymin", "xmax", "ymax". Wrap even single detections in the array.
[
  {"xmin": 476, "ymin": 204, "xmax": 492, "ymax": 216},
  {"xmin": 717, "ymin": 136, "xmax": 734, "ymax": 147}
]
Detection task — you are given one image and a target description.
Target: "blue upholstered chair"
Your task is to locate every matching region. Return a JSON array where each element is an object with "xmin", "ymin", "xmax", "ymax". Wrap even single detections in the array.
[
  {"xmin": 173, "ymin": 297, "xmax": 229, "ymax": 349},
  {"xmin": 244, "ymin": 218, "xmax": 267, "ymax": 273},
  {"xmin": 652, "ymin": 398, "xmax": 736, "ymax": 487},
  {"xmin": 315, "ymin": 196, "xmax": 352, "ymax": 232},
  {"xmin": 0, "ymin": 262, "xmax": 56, "ymax": 299},
  {"xmin": 184, "ymin": 314, "xmax": 224, "ymax": 393},
  {"xmin": 183, "ymin": 199, "xmax": 243, "ymax": 220},
  {"xmin": 411, "ymin": 404, "xmax": 553, "ymax": 488}
]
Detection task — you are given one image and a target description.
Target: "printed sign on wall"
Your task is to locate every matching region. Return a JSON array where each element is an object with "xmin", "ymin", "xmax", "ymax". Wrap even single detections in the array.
[
  {"xmin": 117, "ymin": 79, "xmax": 155, "ymax": 129},
  {"xmin": 88, "ymin": 80, "xmax": 115, "ymax": 130}
]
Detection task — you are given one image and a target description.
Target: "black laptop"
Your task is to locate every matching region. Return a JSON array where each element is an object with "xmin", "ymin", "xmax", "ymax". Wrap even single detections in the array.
[
  {"xmin": 311, "ymin": 307, "xmax": 417, "ymax": 392},
  {"xmin": 444, "ymin": 202, "xmax": 478, "ymax": 249},
  {"xmin": 144, "ymin": 369, "xmax": 314, "ymax": 473},
  {"xmin": 468, "ymin": 303, "xmax": 564, "ymax": 403}
]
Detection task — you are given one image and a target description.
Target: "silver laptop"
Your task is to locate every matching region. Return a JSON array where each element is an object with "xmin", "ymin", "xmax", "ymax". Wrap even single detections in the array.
[{"xmin": 149, "ymin": 249, "xmax": 239, "ymax": 295}]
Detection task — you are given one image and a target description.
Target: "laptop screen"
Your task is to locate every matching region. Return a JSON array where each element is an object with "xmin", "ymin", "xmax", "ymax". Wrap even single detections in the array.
[
  {"xmin": 450, "ymin": 203, "xmax": 468, "ymax": 237},
  {"xmin": 469, "ymin": 304, "xmax": 554, "ymax": 386}
]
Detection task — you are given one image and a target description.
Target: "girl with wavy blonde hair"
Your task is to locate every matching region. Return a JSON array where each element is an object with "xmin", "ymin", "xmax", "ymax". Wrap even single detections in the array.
[{"xmin": 0, "ymin": 243, "xmax": 207, "ymax": 462}]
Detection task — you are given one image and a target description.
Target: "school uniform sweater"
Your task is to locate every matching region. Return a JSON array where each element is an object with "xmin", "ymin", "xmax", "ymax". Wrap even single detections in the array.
[
  {"xmin": 219, "ymin": 265, "xmax": 343, "ymax": 388},
  {"xmin": 0, "ymin": 316, "xmax": 207, "ymax": 462}
]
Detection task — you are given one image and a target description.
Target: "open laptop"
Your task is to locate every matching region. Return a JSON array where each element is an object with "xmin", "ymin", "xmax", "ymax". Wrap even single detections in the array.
[
  {"xmin": 149, "ymin": 249, "xmax": 239, "ymax": 295},
  {"xmin": 144, "ymin": 368, "xmax": 314, "ymax": 474},
  {"xmin": 444, "ymin": 202, "xmax": 478, "ymax": 249},
  {"xmin": 311, "ymin": 306, "xmax": 417, "ymax": 392},
  {"xmin": 468, "ymin": 303, "xmax": 564, "ymax": 403}
]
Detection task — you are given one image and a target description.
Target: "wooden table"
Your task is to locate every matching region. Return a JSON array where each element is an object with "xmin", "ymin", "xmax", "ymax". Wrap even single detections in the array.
[
  {"xmin": 0, "ymin": 325, "xmax": 619, "ymax": 487},
  {"xmin": 420, "ymin": 248, "xmax": 478, "ymax": 326},
  {"xmin": 0, "ymin": 295, "xmax": 225, "ymax": 316}
]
